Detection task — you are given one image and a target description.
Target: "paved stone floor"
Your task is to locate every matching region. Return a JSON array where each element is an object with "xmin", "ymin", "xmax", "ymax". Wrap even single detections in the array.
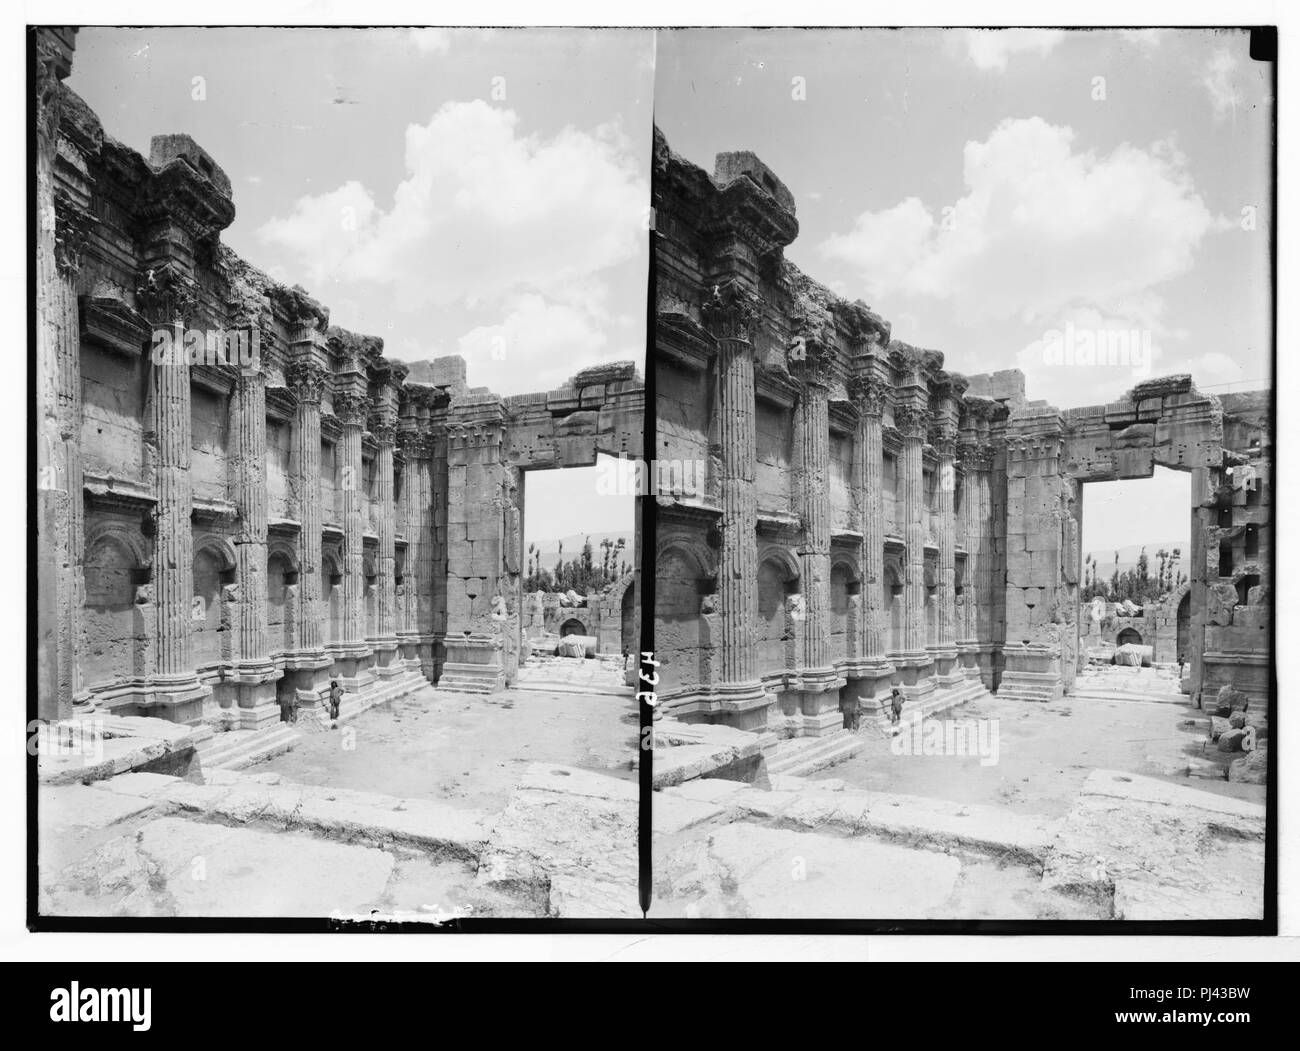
[
  {"xmin": 39, "ymin": 680, "xmax": 642, "ymax": 920},
  {"xmin": 809, "ymin": 689, "xmax": 1261, "ymax": 818},
  {"xmin": 260, "ymin": 679, "xmax": 638, "ymax": 813},
  {"xmin": 652, "ymin": 673, "xmax": 1266, "ymax": 921}
]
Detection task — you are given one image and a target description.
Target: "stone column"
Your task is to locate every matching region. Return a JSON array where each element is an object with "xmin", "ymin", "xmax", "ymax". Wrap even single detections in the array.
[
  {"xmin": 396, "ymin": 431, "xmax": 423, "ymax": 673},
  {"xmin": 956, "ymin": 437, "xmax": 987, "ymax": 682},
  {"xmin": 418, "ymin": 429, "xmax": 439, "ymax": 680},
  {"xmin": 282, "ymin": 359, "xmax": 332, "ymax": 704},
  {"xmin": 931, "ymin": 413, "xmax": 961, "ymax": 685},
  {"xmin": 333, "ymin": 388, "xmax": 372, "ymax": 688},
  {"xmin": 896, "ymin": 402, "xmax": 930, "ymax": 682},
  {"xmin": 35, "ymin": 30, "xmax": 90, "ymax": 722},
  {"xmin": 369, "ymin": 392, "xmax": 401, "ymax": 679},
  {"xmin": 229, "ymin": 365, "xmax": 281, "ymax": 727},
  {"xmin": 700, "ymin": 282, "xmax": 768, "ymax": 729},
  {"xmin": 138, "ymin": 266, "xmax": 209, "ymax": 721},
  {"xmin": 790, "ymin": 340, "xmax": 841, "ymax": 735}
]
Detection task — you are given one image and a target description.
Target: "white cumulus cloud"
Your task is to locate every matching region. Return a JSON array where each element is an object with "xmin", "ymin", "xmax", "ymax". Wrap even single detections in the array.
[
  {"xmin": 820, "ymin": 117, "xmax": 1216, "ymax": 324},
  {"xmin": 963, "ymin": 29, "xmax": 1065, "ymax": 72},
  {"xmin": 257, "ymin": 100, "xmax": 647, "ymax": 315}
]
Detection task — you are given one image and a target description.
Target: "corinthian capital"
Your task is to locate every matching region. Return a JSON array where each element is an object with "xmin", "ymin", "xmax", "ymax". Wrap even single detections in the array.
[
  {"xmin": 701, "ymin": 279, "xmax": 762, "ymax": 342},
  {"xmin": 894, "ymin": 403, "xmax": 930, "ymax": 439},
  {"xmin": 849, "ymin": 374, "xmax": 889, "ymax": 418},
  {"xmin": 287, "ymin": 360, "xmax": 328, "ymax": 405},
  {"xmin": 333, "ymin": 390, "xmax": 368, "ymax": 427}
]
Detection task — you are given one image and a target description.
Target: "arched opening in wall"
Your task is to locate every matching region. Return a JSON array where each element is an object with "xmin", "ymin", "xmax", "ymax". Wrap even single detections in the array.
[
  {"xmin": 192, "ymin": 544, "xmax": 233, "ymax": 672},
  {"xmin": 1117, "ymin": 626, "xmax": 1143, "ymax": 648},
  {"xmin": 363, "ymin": 553, "xmax": 378, "ymax": 639},
  {"xmin": 267, "ymin": 553, "xmax": 294, "ymax": 656},
  {"xmin": 520, "ymin": 454, "xmax": 634, "ymax": 687},
  {"xmin": 924, "ymin": 565, "xmax": 938, "ymax": 648},
  {"xmin": 829, "ymin": 562, "xmax": 853, "ymax": 664},
  {"xmin": 653, "ymin": 546, "xmax": 705, "ymax": 698},
  {"xmin": 756, "ymin": 555, "xmax": 795, "ymax": 677},
  {"xmin": 323, "ymin": 553, "xmax": 343, "ymax": 645},
  {"xmin": 885, "ymin": 562, "xmax": 904, "ymax": 655},
  {"xmin": 83, "ymin": 532, "xmax": 143, "ymax": 689}
]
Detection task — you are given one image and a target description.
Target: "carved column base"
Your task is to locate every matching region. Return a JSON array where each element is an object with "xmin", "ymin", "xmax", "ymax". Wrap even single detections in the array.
[
  {"xmin": 137, "ymin": 676, "xmax": 211, "ymax": 726},
  {"xmin": 369, "ymin": 637, "xmax": 403, "ymax": 679},
  {"xmin": 997, "ymin": 643, "xmax": 1064, "ymax": 702},
  {"xmin": 327, "ymin": 645, "xmax": 377, "ymax": 692},
  {"xmin": 396, "ymin": 632, "xmax": 422, "ymax": 673},
  {"xmin": 439, "ymin": 634, "xmax": 506, "ymax": 693},
  {"xmin": 928, "ymin": 646, "xmax": 963, "ymax": 685}
]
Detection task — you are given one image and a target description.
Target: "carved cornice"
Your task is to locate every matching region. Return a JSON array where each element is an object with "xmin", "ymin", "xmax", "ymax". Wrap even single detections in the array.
[{"xmin": 700, "ymin": 279, "xmax": 762, "ymax": 343}]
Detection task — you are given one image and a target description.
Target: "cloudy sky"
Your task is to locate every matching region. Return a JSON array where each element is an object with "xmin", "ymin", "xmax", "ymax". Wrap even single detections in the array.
[
  {"xmin": 656, "ymin": 27, "xmax": 1271, "ymax": 551},
  {"xmin": 70, "ymin": 27, "xmax": 654, "ymax": 396},
  {"xmin": 656, "ymin": 27, "xmax": 1272, "ymax": 409}
]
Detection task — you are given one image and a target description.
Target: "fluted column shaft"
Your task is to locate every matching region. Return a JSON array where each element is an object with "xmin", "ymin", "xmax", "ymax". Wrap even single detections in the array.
[
  {"xmin": 153, "ymin": 321, "xmax": 197, "ymax": 680},
  {"xmin": 975, "ymin": 460, "xmax": 993, "ymax": 644},
  {"xmin": 233, "ymin": 369, "xmax": 270, "ymax": 668},
  {"xmin": 798, "ymin": 379, "xmax": 831, "ymax": 671},
  {"xmin": 291, "ymin": 368, "xmax": 325, "ymax": 653},
  {"xmin": 958, "ymin": 450, "xmax": 979, "ymax": 645},
  {"xmin": 898, "ymin": 406, "xmax": 928, "ymax": 656},
  {"xmin": 36, "ymin": 53, "xmax": 88, "ymax": 718},
  {"xmin": 717, "ymin": 333, "xmax": 760, "ymax": 686},
  {"xmin": 936, "ymin": 439, "xmax": 957, "ymax": 650},
  {"xmin": 859, "ymin": 390, "xmax": 887, "ymax": 661},
  {"xmin": 374, "ymin": 431, "xmax": 396, "ymax": 640},
  {"xmin": 337, "ymin": 394, "xmax": 367, "ymax": 647}
]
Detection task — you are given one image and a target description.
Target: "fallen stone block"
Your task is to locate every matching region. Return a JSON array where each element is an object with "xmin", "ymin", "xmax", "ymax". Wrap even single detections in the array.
[
  {"xmin": 1228, "ymin": 747, "xmax": 1267, "ymax": 785},
  {"xmin": 1218, "ymin": 728, "xmax": 1246, "ymax": 752}
]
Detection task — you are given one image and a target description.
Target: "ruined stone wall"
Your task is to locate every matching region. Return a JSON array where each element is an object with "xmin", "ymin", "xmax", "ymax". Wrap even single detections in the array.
[
  {"xmin": 652, "ymin": 127, "xmax": 1002, "ymax": 737},
  {"xmin": 36, "ymin": 29, "xmax": 643, "ymax": 723}
]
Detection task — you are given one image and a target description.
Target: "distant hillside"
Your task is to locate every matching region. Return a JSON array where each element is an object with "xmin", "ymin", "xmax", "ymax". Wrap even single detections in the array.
[
  {"xmin": 529, "ymin": 531, "xmax": 634, "ymax": 565},
  {"xmin": 1084, "ymin": 540, "xmax": 1188, "ymax": 577}
]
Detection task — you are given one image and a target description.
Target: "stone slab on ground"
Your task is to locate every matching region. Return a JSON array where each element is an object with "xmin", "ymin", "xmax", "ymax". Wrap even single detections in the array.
[
  {"xmin": 653, "ymin": 792, "xmax": 731, "ymax": 835},
  {"xmin": 1042, "ymin": 769, "xmax": 1265, "ymax": 920},
  {"xmin": 724, "ymin": 782, "xmax": 1057, "ymax": 865},
  {"xmin": 40, "ymin": 784, "xmax": 158, "ymax": 836},
  {"xmin": 476, "ymin": 764, "xmax": 638, "ymax": 918},
  {"xmin": 39, "ymin": 717, "xmax": 203, "ymax": 786},
  {"xmin": 149, "ymin": 772, "xmax": 489, "ymax": 860},
  {"xmin": 42, "ymin": 815, "xmax": 396, "ymax": 918},
  {"xmin": 652, "ymin": 719, "xmax": 764, "ymax": 789},
  {"xmin": 653, "ymin": 823, "xmax": 963, "ymax": 919}
]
